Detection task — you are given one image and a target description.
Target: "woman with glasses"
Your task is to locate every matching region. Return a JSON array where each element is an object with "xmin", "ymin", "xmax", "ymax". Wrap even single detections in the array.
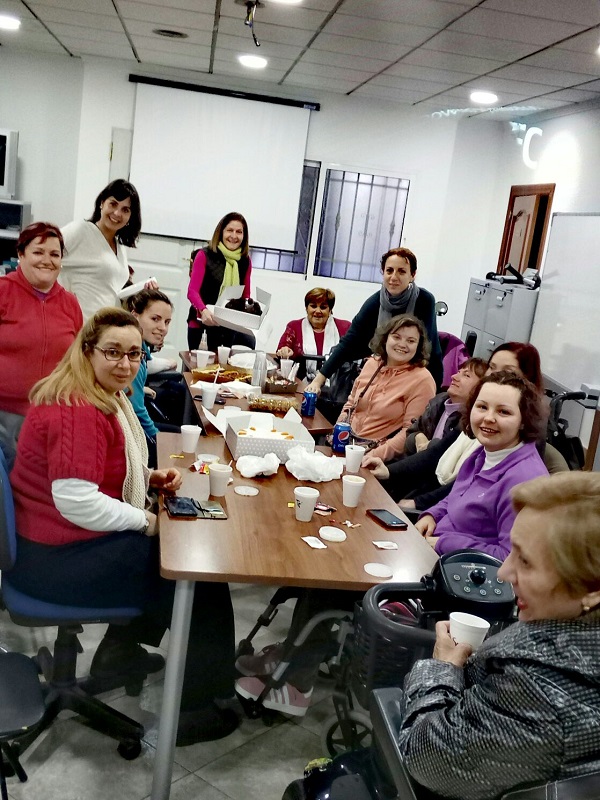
[
  {"xmin": 0, "ymin": 222, "xmax": 83, "ymax": 468},
  {"xmin": 8, "ymin": 307, "xmax": 238, "ymax": 746}
]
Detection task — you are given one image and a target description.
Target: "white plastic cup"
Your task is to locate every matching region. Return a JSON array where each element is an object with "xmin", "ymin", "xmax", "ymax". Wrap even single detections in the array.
[
  {"xmin": 218, "ymin": 346, "xmax": 231, "ymax": 366},
  {"xmin": 208, "ymin": 463, "xmax": 232, "ymax": 497},
  {"xmin": 345, "ymin": 445, "xmax": 366, "ymax": 474},
  {"xmin": 342, "ymin": 474, "xmax": 366, "ymax": 508},
  {"xmin": 193, "ymin": 349, "xmax": 211, "ymax": 368},
  {"xmin": 294, "ymin": 486, "xmax": 320, "ymax": 522},
  {"xmin": 449, "ymin": 612, "xmax": 490, "ymax": 650},
  {"xmin": 279, "ymin": 358, "xmax": 294, "ymax": 379},
  {"xmin": 248, "ymin": 385, "xmax": 262, "ymax": 398},
  {"xmin": 202, "ymin": 384, "xmax": 219, "ymax": 410},
  {"xmin": 180, "ymin": 425, "xmax": 201, "ymax": 454}
]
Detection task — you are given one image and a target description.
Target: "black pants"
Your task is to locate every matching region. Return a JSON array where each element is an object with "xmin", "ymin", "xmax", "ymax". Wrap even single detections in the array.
[
  {"xmin": 9, "ymin": 533, "xmax": 235, "ymax": 710},
  {"xmin": 187, "ymin": 325, "xmax": 256, "ymax": 352}
]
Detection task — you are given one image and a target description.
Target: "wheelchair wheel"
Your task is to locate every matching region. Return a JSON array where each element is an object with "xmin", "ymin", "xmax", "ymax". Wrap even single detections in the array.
[{"xmin": 321, "ymin": 710, "xmax": 372, "ymax": 757}]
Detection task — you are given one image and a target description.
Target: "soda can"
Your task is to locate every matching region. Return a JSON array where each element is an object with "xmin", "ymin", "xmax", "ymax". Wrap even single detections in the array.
[
  {"xmin": 332, "ymin": 422, "xmax": 351, "ymax": 453},
  {"xmin": 301, "ymin": 390, "xmax": 317, "ymax": 417}
]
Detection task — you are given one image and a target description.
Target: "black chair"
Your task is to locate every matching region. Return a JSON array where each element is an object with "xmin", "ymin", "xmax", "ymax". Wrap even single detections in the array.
[
  {"xmin": 0, "ymin": 454, "xmax": 145, "ymax": 762},
  {"xmin": 0, "ymin": 650, "xmax": 46, "ymax": 800}
]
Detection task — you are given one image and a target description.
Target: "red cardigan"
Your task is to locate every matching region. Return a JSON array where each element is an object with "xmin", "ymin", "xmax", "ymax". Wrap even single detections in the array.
[
  {"xmin": 10, "ymin": 402, "xmax": 128, "ymax": 545},
  {"xmin": 0, "ymin": 268, "xmax": 83, "ymax": 415},
  {"xmin": 277, "ymin": 317, "xmax": 351, "ymax": 358}
]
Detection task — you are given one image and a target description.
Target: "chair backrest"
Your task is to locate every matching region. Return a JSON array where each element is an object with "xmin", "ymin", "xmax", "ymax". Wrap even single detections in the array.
[{"xmin": 0, "ymin": 453, "xmax": 17, "ymax": 571}]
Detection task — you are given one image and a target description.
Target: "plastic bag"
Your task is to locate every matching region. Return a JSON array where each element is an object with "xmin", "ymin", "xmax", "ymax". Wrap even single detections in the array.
[
  {"xmin": 236, "ymin": 452, "xmax": 280, "ymax": 478},
  {"xmin": 285, "ymin": 446, "xmax": 344, "ymax": 482}
]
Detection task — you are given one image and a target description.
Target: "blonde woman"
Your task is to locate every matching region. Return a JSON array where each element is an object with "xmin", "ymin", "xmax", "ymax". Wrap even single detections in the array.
[{"xmin": 9, "ymin": 307, "xmax": 238, "ymax": 746}]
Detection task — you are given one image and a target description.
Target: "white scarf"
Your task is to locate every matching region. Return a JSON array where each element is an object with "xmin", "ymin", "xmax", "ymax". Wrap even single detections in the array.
[
  {"xmin": 301, "ymin": 316, "xmax": 340, "ymax": 380},
  {"xmin": 115, "ymin": 393, "xmax": 150, "ymax": 511},
  {"xmin": 436, "ymin": 432, "xmax": 481, "ymax": 486}
]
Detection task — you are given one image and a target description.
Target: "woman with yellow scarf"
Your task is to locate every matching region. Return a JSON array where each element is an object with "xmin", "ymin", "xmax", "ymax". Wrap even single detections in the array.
[{"xmin": 187, "ymin": 211, "xmax": 255, "ymax": 351}]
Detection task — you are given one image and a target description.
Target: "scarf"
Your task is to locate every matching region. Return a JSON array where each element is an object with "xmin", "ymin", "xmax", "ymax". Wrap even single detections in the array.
[
  {"xmin": 217, "ymin": 242, "xmax": 241, "ymax": 297},
  {"xmin": 115, "ymin": 392, "xmax": 149, "ymax": 511},
  {"xmin": 435, "ymin": 432, "xmax": 481, "ymax": 486},
  {"xmin": 377, "ymin": 282, "xmax": 420, "ymax": 327},
  {"xmin": 301, "ymin": 316, "xmax": 341, "ymax": 380}
]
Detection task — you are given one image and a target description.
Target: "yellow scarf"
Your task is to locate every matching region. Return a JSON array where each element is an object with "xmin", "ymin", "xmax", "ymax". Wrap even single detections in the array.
[{"xmin": 217, "ymin": 242, "xmax": 241, "ymax": 296}]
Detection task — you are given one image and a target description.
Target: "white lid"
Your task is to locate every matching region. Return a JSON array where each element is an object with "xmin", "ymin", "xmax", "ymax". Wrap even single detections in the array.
[
  {"xmin": 319, "ymin": 526, "xmax": 347, "ymax": 542},
  {"xmin": 364, "ymin": 562, "xmax": 394, "ymax": 579}
]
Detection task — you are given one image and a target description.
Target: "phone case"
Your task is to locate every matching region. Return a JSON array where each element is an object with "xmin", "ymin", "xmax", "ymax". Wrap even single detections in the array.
[
  {"xmin": 165, "ymin": 496, "xmax": 200, "ymax": 519},
  {"xmin": 366, "ymin": 509, "xmax": 408, "ymax": 530}
]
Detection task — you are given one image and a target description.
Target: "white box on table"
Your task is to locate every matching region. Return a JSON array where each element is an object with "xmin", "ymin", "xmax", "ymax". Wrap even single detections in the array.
[
  {"xmin": 210, "ymin": 286, "xmax": 271, "ymax": 336},
  {"xmin": 225, "ymin": 413, "xmax": 315, "ymax": 463}
]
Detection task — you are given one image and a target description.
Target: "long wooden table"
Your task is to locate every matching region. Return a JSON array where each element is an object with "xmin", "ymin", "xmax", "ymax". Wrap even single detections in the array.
[
  {"xmin": 184, "ymin": 371, "xmax": 334, "ymax": 438},
  {"xmin": 151, "ymin": 432, "xmax": 437, "ymax": 799}
]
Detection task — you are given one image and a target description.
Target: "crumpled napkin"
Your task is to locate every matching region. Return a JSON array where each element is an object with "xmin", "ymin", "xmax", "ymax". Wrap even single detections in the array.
[
  {"xmin": 285, "ymin": 446, "xmax": 344, "ymax": 482},
  {"xmin": 236, "ymin": 452, "xmax": 280, "ymax": 478}
]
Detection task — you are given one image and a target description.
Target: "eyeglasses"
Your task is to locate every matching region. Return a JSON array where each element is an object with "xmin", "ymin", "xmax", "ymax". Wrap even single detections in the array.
[{"xmin": 94, "ymin": 347, "xmax": 145, "ymax": 363}]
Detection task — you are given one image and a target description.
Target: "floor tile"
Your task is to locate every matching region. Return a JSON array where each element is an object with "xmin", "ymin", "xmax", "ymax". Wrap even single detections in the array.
[
  {"xmin": 142, "ymin": 773, "xmax": 232, "ymax": 800},
  {"xmin": 195, "ymin": 722, "xmax": 321, "ymax": 800}
]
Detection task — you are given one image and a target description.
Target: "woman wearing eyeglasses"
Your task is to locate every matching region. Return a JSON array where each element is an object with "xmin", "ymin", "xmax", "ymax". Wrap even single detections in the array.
[{"xmin": 8, "ymin": 307, "xmax": 238, "ymax": 746}]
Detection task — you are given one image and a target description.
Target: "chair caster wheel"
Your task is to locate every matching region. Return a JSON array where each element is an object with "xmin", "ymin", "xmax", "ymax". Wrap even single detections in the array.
[{"xmin": 117, "ymin": 738, "xmax": 142, "ymax": 760}]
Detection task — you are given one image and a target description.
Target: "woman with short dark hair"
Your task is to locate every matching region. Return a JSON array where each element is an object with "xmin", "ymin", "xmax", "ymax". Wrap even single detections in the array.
[
  {"xmin": 306, "ymin": 247, "xmax": 442, "ymax": 392},
  {"xmin": 0, "ymin": 221, "xmax": 82, "ymax": 466},
  {"xmin": 60, "ymin": 179, "xmax": 143, "ymax": 320},
  {"xmin": 276, "ymin": 287, "xmax": 351, "ymax": 379}
]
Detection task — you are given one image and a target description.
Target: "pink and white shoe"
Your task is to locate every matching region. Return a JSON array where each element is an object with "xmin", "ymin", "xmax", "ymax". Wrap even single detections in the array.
[
  {"xmin": 235, "ymin": 643, "xmax": 284, "ymax": 677},
  {"xmin": 235, "ymin": 676, "xmax": 313, "ymax": 717}
]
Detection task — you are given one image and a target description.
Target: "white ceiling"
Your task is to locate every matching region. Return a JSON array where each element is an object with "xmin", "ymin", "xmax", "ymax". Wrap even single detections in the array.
[{"xmin": 3, "ymin": 0, "xmax": 600, "ymax": 119}]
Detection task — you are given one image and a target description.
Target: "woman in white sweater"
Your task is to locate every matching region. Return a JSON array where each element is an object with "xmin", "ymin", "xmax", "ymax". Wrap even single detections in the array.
[{"xmin": 60, "ymin": 179, "xmax": 143, "ymax": 320}]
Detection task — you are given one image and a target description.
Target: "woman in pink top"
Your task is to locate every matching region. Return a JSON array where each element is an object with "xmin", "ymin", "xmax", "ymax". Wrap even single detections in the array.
[{"xmin": 339, "ymin": 314, "xmax": 436, "ymax": 462}]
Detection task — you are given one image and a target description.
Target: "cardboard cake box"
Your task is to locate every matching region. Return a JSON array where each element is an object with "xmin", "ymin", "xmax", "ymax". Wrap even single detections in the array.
[
  {"xmin": 210, "ymin": 286, "xmax": 271, "ymax": 336},
  {"xmin": 225, "ymin": 413, "xmax": 315, "ymax": 463}
]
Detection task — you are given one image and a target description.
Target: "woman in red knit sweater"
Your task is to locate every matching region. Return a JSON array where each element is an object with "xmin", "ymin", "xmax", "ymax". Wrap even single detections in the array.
[{"xmin": 9, "ymin": 307, "xmax": 238, "ymax": 746}]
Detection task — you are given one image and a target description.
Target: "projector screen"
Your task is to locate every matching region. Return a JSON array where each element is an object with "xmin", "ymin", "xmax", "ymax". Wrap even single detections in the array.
[{"xmin": 129, "ymin": 82, "xmax": 311, "ymax": 250}]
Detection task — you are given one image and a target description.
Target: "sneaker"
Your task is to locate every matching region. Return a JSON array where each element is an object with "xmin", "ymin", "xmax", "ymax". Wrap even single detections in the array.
[
  {"xmin": 235, "ymin": 643, "xmax": 284, "ymax": 677},
  {"xmin": 235, "ymin": 676, "xmax": 313, "ymax": 717}
]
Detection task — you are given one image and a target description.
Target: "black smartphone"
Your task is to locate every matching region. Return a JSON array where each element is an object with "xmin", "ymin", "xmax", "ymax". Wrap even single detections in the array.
[
  {"xmin": 165, "ymin": 496, "xmax": 200, "ymax": 519},
  {"xmin": 366, "ymin": 508, "xmax": 408, "ymax": 530}
]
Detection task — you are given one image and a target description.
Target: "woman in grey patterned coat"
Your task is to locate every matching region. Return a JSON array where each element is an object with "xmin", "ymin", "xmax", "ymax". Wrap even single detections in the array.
[{"xmin": 398, "ymin": 471, "xmax": 600, "ymax": 800}]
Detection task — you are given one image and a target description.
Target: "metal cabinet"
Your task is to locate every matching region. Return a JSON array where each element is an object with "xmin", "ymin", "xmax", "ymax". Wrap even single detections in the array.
[{"xmin": 461, "ymin": 278, "xmax": 538, "ymax": 360}]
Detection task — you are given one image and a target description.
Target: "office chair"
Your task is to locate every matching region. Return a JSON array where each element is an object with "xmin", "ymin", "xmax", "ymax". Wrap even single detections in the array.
[
  {"xmin": 0, "ymin": 650, "xmax": 46, "ymax": 800},
  {"xmin": 0, "ymin": 454, "xmax": 144, "ymax": 761}
]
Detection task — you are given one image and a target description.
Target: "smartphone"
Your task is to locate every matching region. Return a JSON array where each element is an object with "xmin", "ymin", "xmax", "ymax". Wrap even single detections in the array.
[
  {"xmin": 366, "ymin": 508, "xmax": 408, "ymax": 530},
  {"xmin": 165, "ymin": 496, "xmax": 200, "ymax": 519}
]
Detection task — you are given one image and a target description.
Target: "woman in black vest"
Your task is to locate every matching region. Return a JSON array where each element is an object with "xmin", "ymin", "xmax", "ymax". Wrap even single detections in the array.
[{"xmin": 187, "ymin": 212, "xmax": 256, "ymax": 351}]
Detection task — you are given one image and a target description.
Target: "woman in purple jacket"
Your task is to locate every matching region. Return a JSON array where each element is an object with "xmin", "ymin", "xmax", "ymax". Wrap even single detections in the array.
[{"xmin": 416, "ymin": 371, "xmax": 548, "ymax": 561}]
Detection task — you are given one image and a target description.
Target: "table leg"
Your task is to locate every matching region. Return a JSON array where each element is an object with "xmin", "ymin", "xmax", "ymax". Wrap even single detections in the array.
[{"xmin": 150, "ymin": 579, "xmax": 195, "ymax": 800}]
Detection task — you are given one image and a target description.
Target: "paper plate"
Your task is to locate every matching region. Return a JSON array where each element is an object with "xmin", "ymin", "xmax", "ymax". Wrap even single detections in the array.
[
  {"xmin": 234, "ymin": 486, "xmax": 260, "ymax": 496},
  {"xmin": 364, "ymin": 562, "xmax": 394, "ymax": 579},
  {"xmin": 319, "ymin": 526, "xmax": 347, "ymax": 542}
]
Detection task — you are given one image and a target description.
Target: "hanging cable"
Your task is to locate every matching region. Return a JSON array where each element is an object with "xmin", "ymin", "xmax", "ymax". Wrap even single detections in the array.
[{"xmin": 244, "ymin": 0, "xmax": 261, "ymax": 47}]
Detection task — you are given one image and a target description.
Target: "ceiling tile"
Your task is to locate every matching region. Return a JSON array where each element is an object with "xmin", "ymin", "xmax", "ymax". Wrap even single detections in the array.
[
  {"xmin": 523, "ymin": 48, "xmax": 600, "ymax": 76},
  {"xmin": 369, "ymin": 73, "xmax": 462, "ymax": 95},
  {"xmin": 26, "ymin": 7, "xmax": 124, "ymax": 31},
  {"xmin": 218, "ymin": 17, "xmax": 314, "ymax": 46},
  {"xmin": 285, "ymin": 73, "xmax": 360, "ymax": 93},
  {"xmin": 449, "ymin": 8, "xmax": 586, "ymax": 47},
  {"xmin": 29, "ymin": 0, "xmax": 117, "ymax": 13},
  {"xmin": 216, "ymin": 32, "xmax": 304, "ymax": 60},
  {"xmin": 463, "ymin": 76, "xmax": 569, "ymax": 98},
  {"xmin": 220, "ymin": 3, "xmax": 330, "ymax": 31},
  {"xmin": 423, "ymin": 30, "xmax": 540, "ymax": 61},
  {"xmin": 123, "ymin": 0, "xmax": 216, "ymax": 12},
  {"xmin": 491, "ymin": 64, "xmax": 595, "ymax": 89},
  {"xmin": 119, "ymin": 2, "xmax": 214, "ymax": 30},
  {"xmin": 137, "ymin": 50, "xmax": 211, "ymax": 71},
  {"xmin": 131, "ymin": 36, "xmax": 212, "ymax": 58},
  {"xmin": 384, "ymin": 62, "xmax": 478, "ymax": 83},
  {"xmin": 311, "ymin": 32, "xmax": 412, "ymax": 60},
  {"xmin": 541, "ymin": 86, "xmax": 600, "ymax": 102},
  {"xmin": 339, "ymin": 0, "xmax": 470, "ymax": 28},
  {"xmin": 323, "ymin": 15, "xmax": 438, "ymax": 47},
  {"xmin": 483, "ymin": 0, "xmax": 600, "ymax": 27},
  {"xmin": 212, "ymin": 57, "xmax": 290, "ymax": 84},
  {"xmin": 354, "ymin": 84, "xmax": 436, "ymax": 103},
  {"xmin": 555, "ymin": 28, "xmax": 600, "ymax": 54},
  {"xmin": 213, "ymin": 50, "xmax": 296, "ymax": 73},
  {"xmin": 287, "ymin": 60, "xmax": 373, "ymax": 83},
  {"xmin": 404, "ymin": 47, "xmax": 504, "ymax": 74},
  {"xmin": 125, "ymin": 19, "xmax": 212, "ymax": 45},
  {"xmin": 299, "ymin": 47, "xmax": 391, "ymax": 72},
  {"xmin": 60, "ymin": 39, "xmax": 135, "ymax": 59}
]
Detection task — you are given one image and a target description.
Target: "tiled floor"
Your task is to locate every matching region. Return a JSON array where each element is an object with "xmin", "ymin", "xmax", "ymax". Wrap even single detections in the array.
[{"xmin": 0, "ymin": 584, "xmax": 338, "ymax": 800}]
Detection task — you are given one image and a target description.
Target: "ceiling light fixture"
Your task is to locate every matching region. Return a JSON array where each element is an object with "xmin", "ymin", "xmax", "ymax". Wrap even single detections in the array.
[
  {"xmin": 238, "ymin": 54, "xmax": 268, "ymax": 69},
  {"xmin": 0, "ymin": 14, "xmax": 21, "ymax": 30},
  {"xmin": 470, "ymin": 90, "xmax": 499, "ymax": 105}
]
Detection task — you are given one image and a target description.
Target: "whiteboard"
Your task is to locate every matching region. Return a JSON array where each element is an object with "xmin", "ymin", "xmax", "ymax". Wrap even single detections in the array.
[
  {"xmin": 129, "ymin": 83, "xmax": 311, "ymax": 250},
  {"xmin": 530, "ymin": 213, "xmax": 600, "ymax": 391}
]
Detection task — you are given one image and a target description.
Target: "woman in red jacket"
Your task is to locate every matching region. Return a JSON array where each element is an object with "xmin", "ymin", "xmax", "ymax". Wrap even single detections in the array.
[{"xmin": 0, "ymin": 222, "xmax": 83, "ymax": 467}]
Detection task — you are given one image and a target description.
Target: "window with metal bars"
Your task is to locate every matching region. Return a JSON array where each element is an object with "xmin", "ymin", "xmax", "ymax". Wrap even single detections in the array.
[
  {"xmin": 314, "ymin": 169, "xmax": 410, "ymax": 282},
  {"xmin": 250, "ymin": 161, "xmax": 320, "ymax": 273}
]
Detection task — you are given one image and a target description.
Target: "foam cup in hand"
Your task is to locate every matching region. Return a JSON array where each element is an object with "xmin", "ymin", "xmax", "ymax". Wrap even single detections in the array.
[
  {"xmin": 218, "ymin": 346, "xmax": 231, "ymax": 366},
  {"xmin": 193, "ymin": 350, "xmax": 211, "ymax": 368},
  {"xmin": 180, "ymin": 425, "xmax": 201, "ymax": 453},
  {"xmin": 342, "ymin": 474, "xmax": 366, "ymax": 507},
  {"xmin": 208, "ymin": 463, "xmax": 232, "ymax": 497},
  {"xmin": 202, "ymin": 384, "xmax": 218, "ymax": 410},
  {"xmin": 294, "ymin": 487, "xmax": 320, "ymax": 522},
  {"xmin": 279, "ymin": 358, "xmax": 294, "ymax": 379},
  {"xmin": 449, "ymin": 612, "xmax": 490, "ymax": 650},
  {"xmin": 344, "ymin": 445, "xmax": 366, "ymax": 473}
]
